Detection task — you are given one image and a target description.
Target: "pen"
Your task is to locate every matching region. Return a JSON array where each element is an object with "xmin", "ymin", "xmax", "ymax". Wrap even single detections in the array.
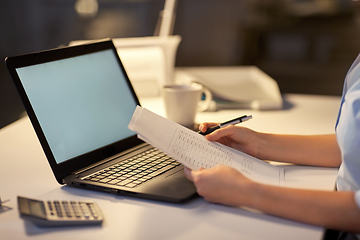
[{"xmin": 198, "ymin": 115, "xmax": 252, "ymax": 135}]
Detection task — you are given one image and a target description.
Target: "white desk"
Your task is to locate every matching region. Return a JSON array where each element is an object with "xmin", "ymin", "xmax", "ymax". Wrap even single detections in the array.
[{"xmin": 0, "ymin": 93, "xmax": 340, "ymax": 240}]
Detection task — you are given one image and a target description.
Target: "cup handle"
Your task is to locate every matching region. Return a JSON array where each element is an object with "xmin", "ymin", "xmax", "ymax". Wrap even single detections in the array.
[{"xmin": 197, "ymin": 87, "xmax": 212, "ymax": 112}]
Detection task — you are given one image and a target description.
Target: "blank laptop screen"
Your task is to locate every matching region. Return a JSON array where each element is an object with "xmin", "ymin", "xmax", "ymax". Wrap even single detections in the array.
[{"xmin": 16, "ymin": 49, "xmax": 137, "ymax": 164}]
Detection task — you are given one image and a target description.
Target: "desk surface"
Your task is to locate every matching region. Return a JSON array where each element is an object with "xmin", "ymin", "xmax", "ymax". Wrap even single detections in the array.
[{"xmin": 0, "ymin": 93, "xmax": 340, "ymax": 240}]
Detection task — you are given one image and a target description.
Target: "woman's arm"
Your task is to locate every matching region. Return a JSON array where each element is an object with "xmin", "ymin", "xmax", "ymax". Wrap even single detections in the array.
[
  {"xmin": 185, "ymin": 165, "xmax": 360, "ymax": 233},
  {"xmin": 255, "ymin": 133, "xmax": 341, "ymax": 167},
  {"xmin": 201, "ymin": 123, "xmax": 342, "ymax": 167}
]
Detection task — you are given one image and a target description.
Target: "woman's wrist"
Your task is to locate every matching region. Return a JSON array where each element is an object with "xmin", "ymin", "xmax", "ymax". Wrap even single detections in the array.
[
  {"xmin": 232, "ymin": 176, "xmax": 262, "ymax": 208},
  {"xmin": 252, "ymin": 132, "xmax": 271, "ymax": 160}
]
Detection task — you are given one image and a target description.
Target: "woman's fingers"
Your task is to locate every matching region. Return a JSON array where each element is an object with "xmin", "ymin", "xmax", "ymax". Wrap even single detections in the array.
[{"xmin": 199, "ymin": 122, "xmax": 218, "ymax": 133}]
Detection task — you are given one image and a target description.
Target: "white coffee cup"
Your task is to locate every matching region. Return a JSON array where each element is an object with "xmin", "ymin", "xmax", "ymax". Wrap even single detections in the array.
[{"xmin": 162, "ymin": 82, "xmax": 212, "ymax": 127}]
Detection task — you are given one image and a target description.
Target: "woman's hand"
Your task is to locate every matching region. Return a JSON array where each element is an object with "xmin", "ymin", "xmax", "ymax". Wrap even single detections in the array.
[
  {"xmin": 184, "ymin": 165, "xmax": 254, "ymax": 207},
  {"xmin": 199, "ymin": 122, "xmax": 261, "ymax": 158}
]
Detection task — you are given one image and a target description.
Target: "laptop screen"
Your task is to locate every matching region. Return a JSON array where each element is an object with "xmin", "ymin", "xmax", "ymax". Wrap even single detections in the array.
[{"xmin": 15, "ymin": 49, "xmax": 137, "ymax": 164}]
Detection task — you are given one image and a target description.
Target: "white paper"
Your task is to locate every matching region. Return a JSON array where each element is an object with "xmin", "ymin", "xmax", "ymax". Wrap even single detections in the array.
[{"xmin": 128, "ymin": 106, "xmax": 285, "ymax": 186}]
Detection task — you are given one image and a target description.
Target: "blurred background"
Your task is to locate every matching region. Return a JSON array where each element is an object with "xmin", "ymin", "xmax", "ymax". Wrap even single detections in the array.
[{"xmin": 1, "ymin": 0, "xmax": 360, "ymax": 129}]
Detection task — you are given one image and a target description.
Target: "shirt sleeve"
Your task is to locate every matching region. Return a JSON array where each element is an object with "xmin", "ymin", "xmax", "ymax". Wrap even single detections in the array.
[{"xmin": 355, "ymin": 190, "xmax": 360, "ymax": 210}]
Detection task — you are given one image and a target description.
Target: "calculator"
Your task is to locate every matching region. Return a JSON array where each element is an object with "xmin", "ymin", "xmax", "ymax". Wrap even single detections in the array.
[{"xmin": 18, "ymin": 196, "xmax": 103, "ymax": 227}]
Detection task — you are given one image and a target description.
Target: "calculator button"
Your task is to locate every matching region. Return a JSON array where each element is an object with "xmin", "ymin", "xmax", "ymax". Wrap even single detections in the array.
[
  {"xmin": 70, "ymin": 201, "xmax": 81, "ymax": 218},
  {"xmin": 54, "ymin": 201, "xmax": 63, "ymax": 217},
  {"xmin": 47, "ymin": 201, "xmax": 52, "ymax": 210},
  {"xmin": 87, "ymin": 203, "xmax": 99, "ymax": 218},
  {"xmin": 47, "ymin": 201, "xmax": 55, "ymax": 215},
  {"xmin": 62, "ymin": 201, "xmax": 72, "ymax": 218},
  {"xmin": 79, "ymin": 202, "xmax": 91, "ymax": 219}
]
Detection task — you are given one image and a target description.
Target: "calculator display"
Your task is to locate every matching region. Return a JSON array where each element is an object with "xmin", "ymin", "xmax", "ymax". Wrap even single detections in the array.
[{"xmin": 28, "ymin": 199, "xmax": 47, "ymax": 219}]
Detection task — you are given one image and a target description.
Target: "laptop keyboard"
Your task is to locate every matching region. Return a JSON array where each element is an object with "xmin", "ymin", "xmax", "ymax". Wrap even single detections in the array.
[{"xmin": 83, "ymin": 148, "xmax": 181, "ymax": 188}]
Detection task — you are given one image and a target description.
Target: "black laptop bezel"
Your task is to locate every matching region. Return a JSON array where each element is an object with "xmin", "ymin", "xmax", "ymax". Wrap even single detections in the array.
[{"xmin": 5, "ymin": 39, "xmax": 144, "ymax": 184}]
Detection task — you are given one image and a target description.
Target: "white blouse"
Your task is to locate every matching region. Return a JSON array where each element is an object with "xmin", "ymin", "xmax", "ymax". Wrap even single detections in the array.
[{"xmin": 336, "ymin": 54, "xmax": 360, "ymax": 209}]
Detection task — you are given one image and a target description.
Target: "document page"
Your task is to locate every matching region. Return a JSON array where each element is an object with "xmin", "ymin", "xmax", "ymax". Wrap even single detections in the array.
[{"xmin": 128, "ymin": 106, "xmax": 285, "ymax": 186}]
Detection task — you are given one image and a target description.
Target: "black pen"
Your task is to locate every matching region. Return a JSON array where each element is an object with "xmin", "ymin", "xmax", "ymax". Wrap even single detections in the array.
[{"xmin": 198, "ymin": 115, "xmax": 252, "ymax": 135}]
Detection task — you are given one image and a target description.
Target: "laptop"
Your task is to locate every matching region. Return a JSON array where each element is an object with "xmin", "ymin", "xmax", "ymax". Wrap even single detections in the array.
[{"xmin": 5, "ymin": 39, "xmax": 197, "ymax": 203}]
